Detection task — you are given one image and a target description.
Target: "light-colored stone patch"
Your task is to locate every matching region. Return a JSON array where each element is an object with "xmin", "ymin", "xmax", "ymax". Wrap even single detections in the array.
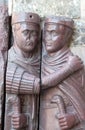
[
  {"xmin": 0, "ymin": 0, "xmax": 7, "ymax": 4},
  {"xmin": 71, "ymin": 46, "xmax": 85, "ymax": 64},
  {"xmin": 13, "ymin": 0, "xmax": 80, "ymax": 18},
  {"xmin": 81, "ymin": 0, "xmax": 85, "ymax": 19},
  {"xmin": 71, "ymin": 19, "xmax": 85, "ymax": 46}
]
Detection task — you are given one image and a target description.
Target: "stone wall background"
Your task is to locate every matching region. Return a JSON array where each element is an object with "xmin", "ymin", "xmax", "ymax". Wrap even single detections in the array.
[
  {"xmin": 13, "ymin": 0, "xmax": 80, "ymax": 18},
  {"xmin": 12, "ymin": 0, "xmax": 85, "ymax": 63},
  {"xmin": 0, "ymin": 0, "xmax": 7, "ymax": 4}
]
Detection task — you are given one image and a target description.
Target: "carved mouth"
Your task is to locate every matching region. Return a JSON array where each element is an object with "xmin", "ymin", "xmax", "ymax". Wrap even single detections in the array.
[
  {"xmin": 46, "ymin": 42, "xmax": 52, "ymax": 46},
  {"xmin": 46, "ymin": 44, "xmax": 51, "ymax": 46}
]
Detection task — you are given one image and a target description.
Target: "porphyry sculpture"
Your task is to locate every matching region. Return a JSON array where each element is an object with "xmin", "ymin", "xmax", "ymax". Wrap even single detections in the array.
[
  {"xmin": 4, "ymin": 13, "xmax": 85, "ymax": 130},
  {"xmin": 40, "ymin": 16, "xmax": 85, "ymax": 130},
  {"xmin": 5, "ymin": 12, "xmax": 40, "ymax": 130}
]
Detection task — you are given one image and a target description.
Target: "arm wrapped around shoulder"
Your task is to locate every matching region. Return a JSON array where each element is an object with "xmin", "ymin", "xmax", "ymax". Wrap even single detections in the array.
[{"xmin": 42, "ymin": 55, "xmax": 84, "ymax": 89}]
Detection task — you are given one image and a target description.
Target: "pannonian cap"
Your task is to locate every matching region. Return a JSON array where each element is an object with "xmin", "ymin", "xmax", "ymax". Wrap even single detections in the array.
[
  {"xmin": 44, "ymin": 16, "xmax": 74, "ymax": 29},
  {"xmin": 12, "ymin": 12, "xmax": 40, "ymax": 25}
]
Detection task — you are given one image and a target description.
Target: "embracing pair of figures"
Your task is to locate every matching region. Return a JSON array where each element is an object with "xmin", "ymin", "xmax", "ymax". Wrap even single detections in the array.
[{"xmin": 5, "ymin": 12, "xmax": 85, "ymax": 130}]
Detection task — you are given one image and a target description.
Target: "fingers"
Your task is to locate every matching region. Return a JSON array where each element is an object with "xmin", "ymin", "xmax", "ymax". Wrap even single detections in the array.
[
  {"xmin": 58, "ymin": 113, "xmax": 76, "ymax": 130},
  {"xmin": 12, "ymin": 114, "xmax": 20, "ymax": 129},
  {"xmin": 59, "ymin": 117, "xmax": 66, "ymax": 123},
  {"xmin": 60, "ymin": 125, "xmax": 68, "ymax": 130},
  {"xmin": 68, "ymin": 55, "xmax": 84, "ymax": 73},
  {"xmin": 68, "ymin": 55, "xmax": 82, "ymax": 63},
  {"xmin": 11, "ymin": 114, "xmax": 27, "ymax": 129},
  {"xmin": 74, "ymin": 55, "xmax": 83, "ymax": 64},
  {"xmin": 58, "ymin": 115, "xmax": 68, "ymax": 130},
  {"xmin": 58, "ymin": 115, "xmax": 67, "ymax": 124}
]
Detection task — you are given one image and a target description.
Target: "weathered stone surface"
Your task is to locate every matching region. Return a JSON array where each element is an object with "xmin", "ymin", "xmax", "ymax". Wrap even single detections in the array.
[
  {"xmin": 81, "ymin": 0, "xmax": 85, "ymax": 19},
  {"xmin": 71, "ymin": 46, "xmax": 85, "ymax": 64},
  {"xmin": 71, "ymin": 19, "xmax": 85, "ymax": 46},
  {"xmin": 0, "ymin": 0, "xmax": 7, "ymax": 4},
  {"xmin": 13, "ymin": 0, "xmax": 80, "ymax": 18}
]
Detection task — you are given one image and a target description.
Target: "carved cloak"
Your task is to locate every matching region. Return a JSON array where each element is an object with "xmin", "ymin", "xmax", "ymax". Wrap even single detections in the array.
[{"xmin": 42, "ymin": 49, "xmax": 85, "ymax": 120}]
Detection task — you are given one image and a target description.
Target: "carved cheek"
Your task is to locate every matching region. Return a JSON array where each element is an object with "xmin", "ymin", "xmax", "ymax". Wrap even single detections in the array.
[
  {"xmin": 45, "ymin": 34, "xmax": 52, "ymax": 41},
  {"xmin": 52, "ymin": 35, "xmax": 59, "ymax": 41},
  {"xmin": 21, "ymin": 33, "xmax": 27, "ymax": 41},
  {"xmin": 35, "ymin": 37, "xmax": 39, "ymax": 43},
  {"xmin": 30, "ymin": 35, "xmax": 37, "ymax": 42}
]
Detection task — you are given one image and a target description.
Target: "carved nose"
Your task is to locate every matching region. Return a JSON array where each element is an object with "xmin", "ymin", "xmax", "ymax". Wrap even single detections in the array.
[
  {"xmin": 26, "ymin": 34, "xmax": 30, "ymax": 41},
  {"xmin": 26, "ymin": 38, "xmax": 30, "ymax": 41},
  {"xmin": 46, "ymin": 35, "xmax": 52, "ymax": 41}
]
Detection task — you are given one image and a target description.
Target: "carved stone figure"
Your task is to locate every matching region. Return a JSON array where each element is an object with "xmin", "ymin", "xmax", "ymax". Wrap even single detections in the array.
[
  {"xmin": 40, "ymin": 16, "xmax": 85, "ymax": 130},
  {"xmin": 5, "ymin": 12, "xmax": 40, "ymax": 130}
]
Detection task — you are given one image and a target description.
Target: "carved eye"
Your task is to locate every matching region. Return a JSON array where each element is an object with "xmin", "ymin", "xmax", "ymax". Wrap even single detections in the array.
[
  {"xmin": 52, "ymin": 31, "xmax": 58, "ymax": 36},
  {"xmin": 23, "ymin": 30, "xmax": 28, "ymax": 35},
  {"xmin": 45, "ymin": 31, "xmax": 50, "ymax": 36}
]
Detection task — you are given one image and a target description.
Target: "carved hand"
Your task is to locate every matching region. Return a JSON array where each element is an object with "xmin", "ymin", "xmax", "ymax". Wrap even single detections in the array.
[
  {"xmin": 67, "ymin": 55, "xmax": 83, "ymax": 73},
  {"xmin": 12, "ymin": 113, "xmax": 27, "ymax": 129},
  {"xmin": 58, "ymin": 113, "xmax": 76, "ymax": 130}
]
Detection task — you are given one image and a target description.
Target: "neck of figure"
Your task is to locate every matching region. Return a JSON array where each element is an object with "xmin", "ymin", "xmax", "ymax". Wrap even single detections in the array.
[{"xmin": 13, "ymin": 43, "xmax": 33, "ymax": 59}]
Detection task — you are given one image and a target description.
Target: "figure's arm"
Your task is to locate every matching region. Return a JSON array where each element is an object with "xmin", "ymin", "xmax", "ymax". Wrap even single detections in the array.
[
  {"xmin": 42, "ymin": 55, "xmax": 83, "ymax": 89},
  {"xmin": 6, "ymin": 69, "xmax": 40, "ymax": 94}
]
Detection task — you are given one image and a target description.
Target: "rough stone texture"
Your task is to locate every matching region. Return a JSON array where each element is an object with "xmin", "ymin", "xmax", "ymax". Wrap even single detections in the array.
[
  {"xmin": 81, "ymin": 0, "xmax": 85, "ymax": 19},
  {"xmin": 71, "ymin": 19, "xmax": 85, "ymax": 46},
  {"xmin": 71, "ymin": 46, "xmax": 85, "ymax": 64},
  {"xmin": 13, "ymin": 0, "xmax": 80, "ymax": 18},
  {"xmin": 0, "ymin": 0, "xmax": 7, "ymax": 4}
]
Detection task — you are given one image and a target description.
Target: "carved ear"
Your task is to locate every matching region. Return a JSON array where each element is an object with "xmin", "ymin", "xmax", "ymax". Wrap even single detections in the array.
[
  {"xmin": 12, "ymin": 27, "xmax": 15, "ymax": 41},
  {"xmin": 69, "ymin": 29, "xmax": 73, "ymax": 39},
  {"xmin": 12, "ymin": 24, "xmax": 20, "ymax": 42},
  {"xmin": 65, "ymin": 28, "xmax": 73, "ymax": 47},
  {"xmin": 65, "ymin": 28, "xmax": 73, "ymax": 42}
]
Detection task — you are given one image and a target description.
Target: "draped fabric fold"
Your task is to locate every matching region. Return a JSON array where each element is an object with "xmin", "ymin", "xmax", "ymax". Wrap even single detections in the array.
[{"xmin": 42, "ymin": 47, "xmax": 85, "ymax": 121}]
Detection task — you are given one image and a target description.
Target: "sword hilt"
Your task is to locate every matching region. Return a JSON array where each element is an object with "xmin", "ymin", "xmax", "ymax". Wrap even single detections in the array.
[{"xmin": 51, "ymin": 95, "xmax": 66, "ymax": 114}]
